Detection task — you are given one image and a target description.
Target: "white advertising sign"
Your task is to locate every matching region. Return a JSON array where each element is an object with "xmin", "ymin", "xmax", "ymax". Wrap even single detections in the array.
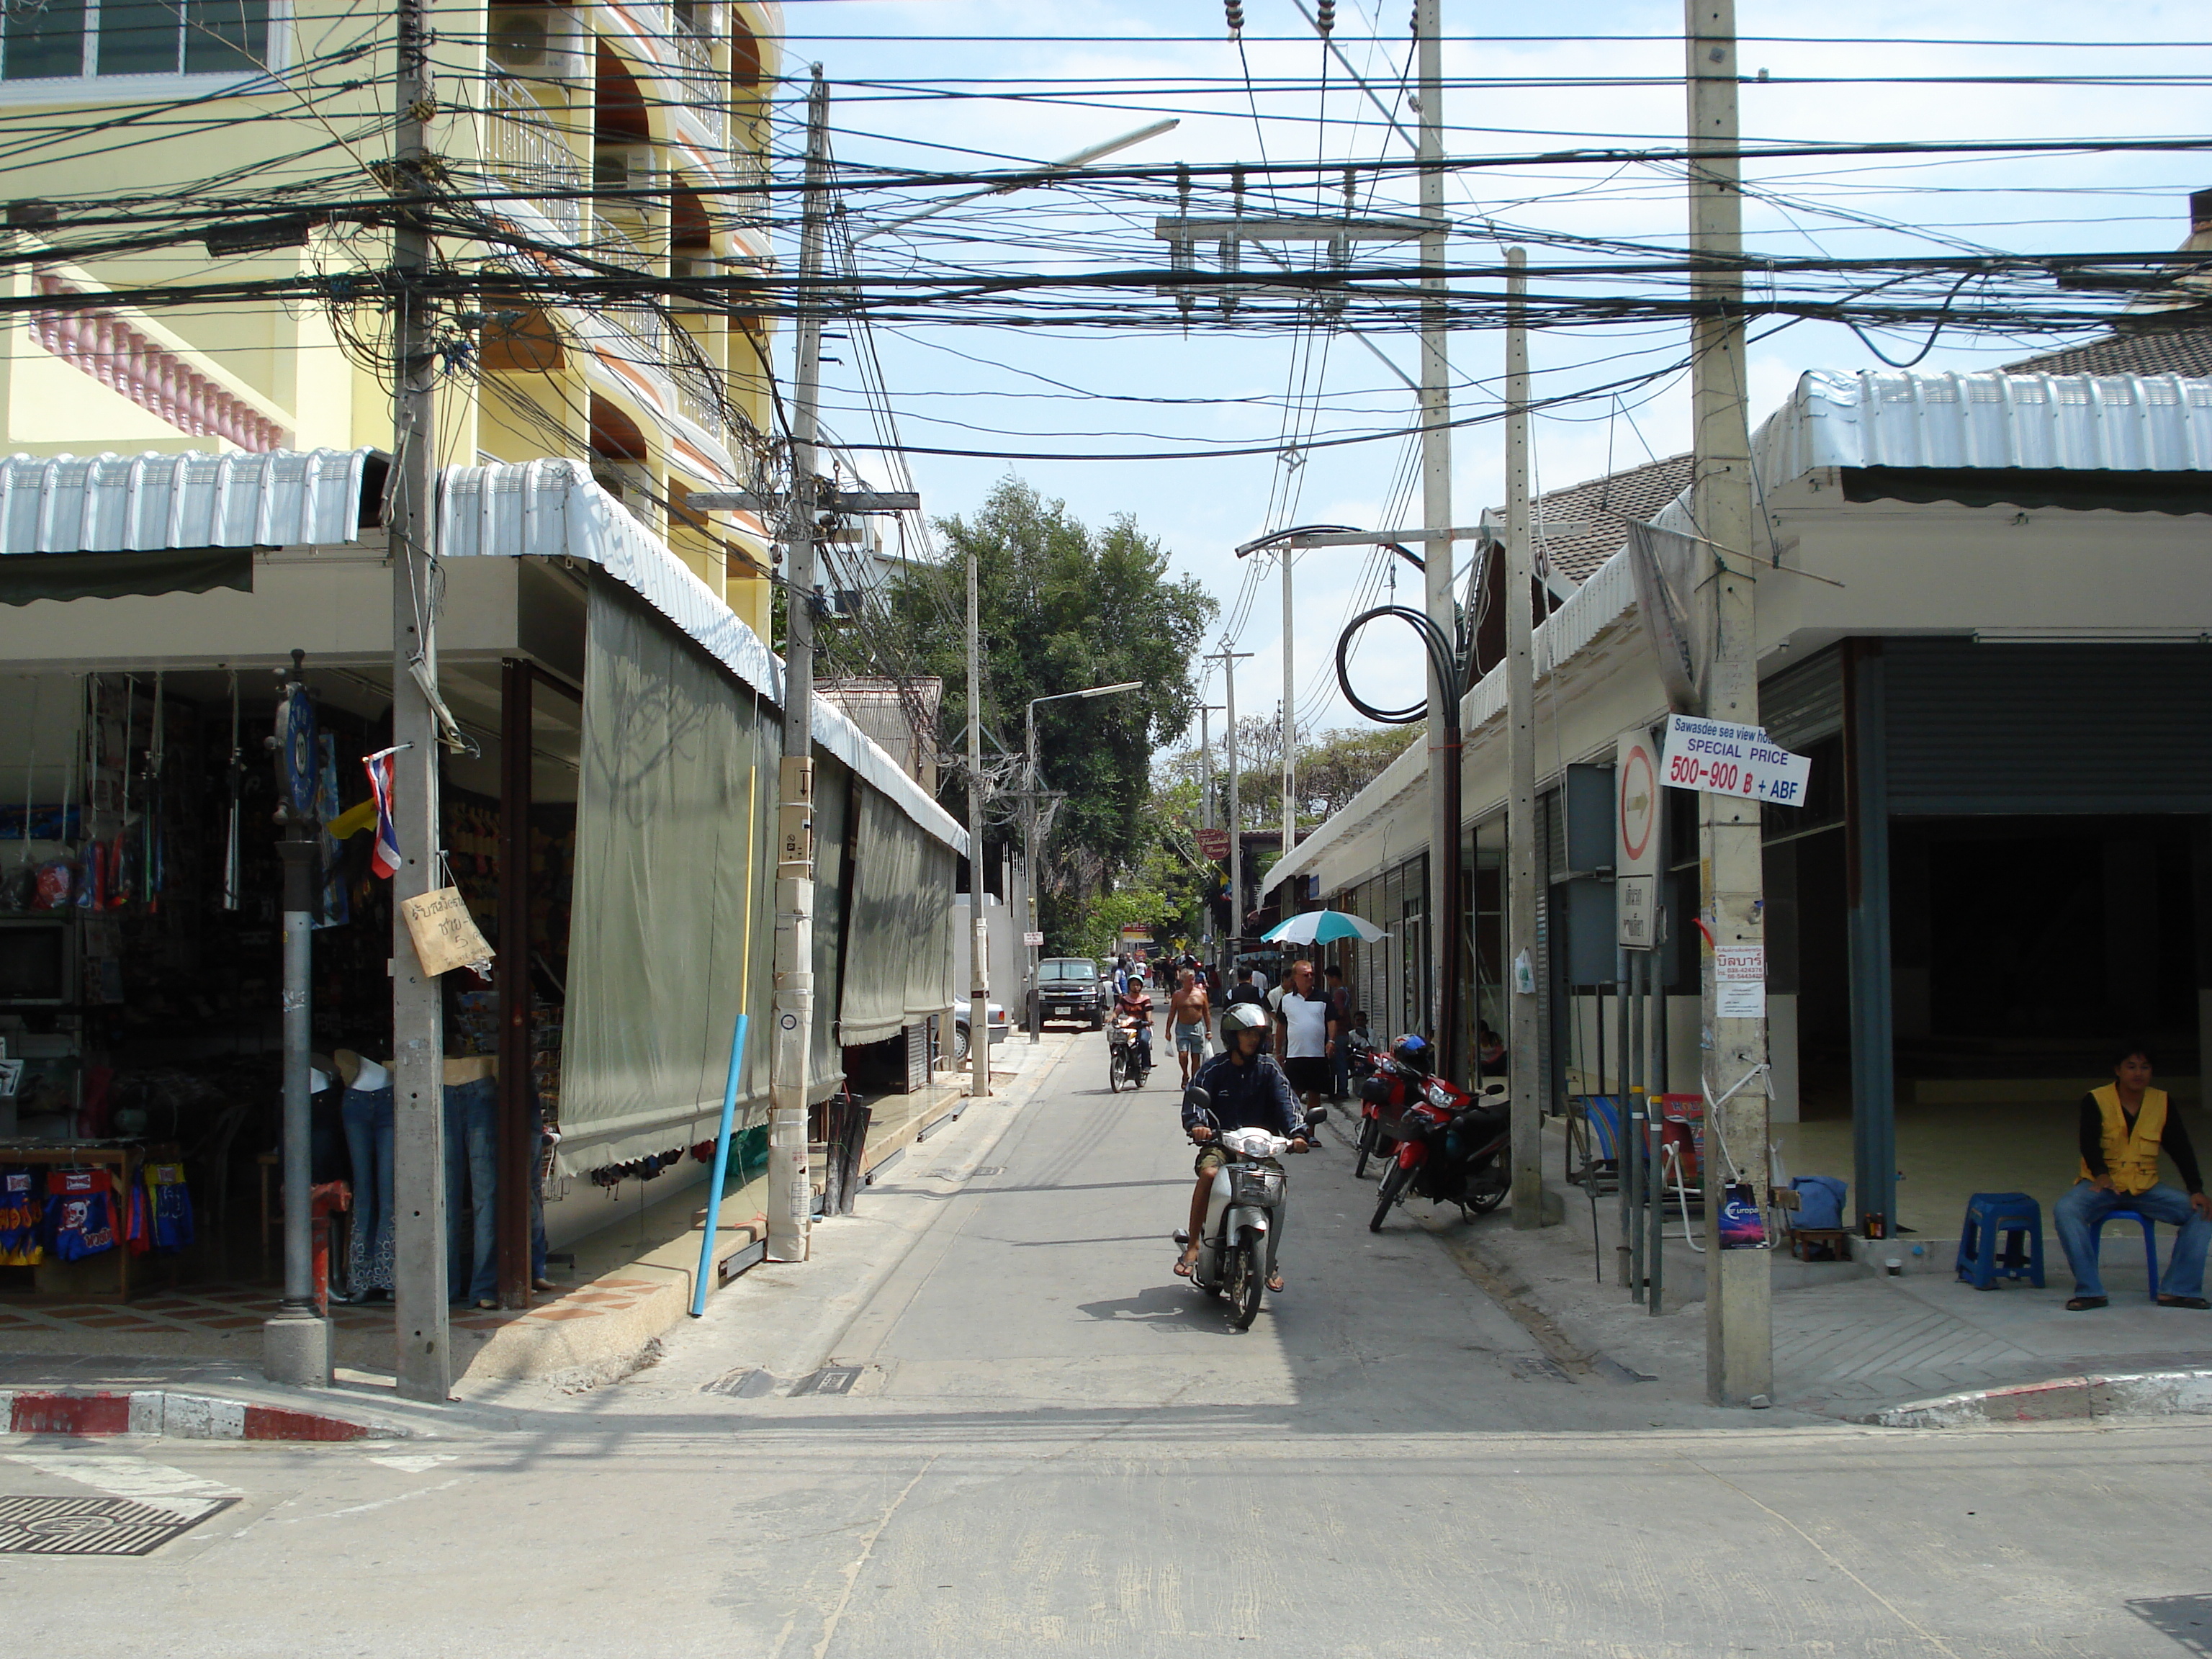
[
  {"xmin": 1713, "ymin": 945, "xmax": 1766, "ymax": 1018},
  {"xmin": 1022, "ymin": 931, "xmax": 1045, "ymax": 948},
  {"xmin": 1616, "ymin": 874, "xmax": 1657, "ymax": 950},
  {"xmin": 1660, "ymin": 714, "xmax": 1810, "ymax": 807},
  {"xmin": 1615, "ymin": 730, "xmax": 1660, "ymax": 880}
]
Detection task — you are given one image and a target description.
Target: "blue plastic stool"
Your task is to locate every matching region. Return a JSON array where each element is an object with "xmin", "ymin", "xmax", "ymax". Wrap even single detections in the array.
[
  {"xmin": 1956, "ymin": 1192, "xmax": 2045, "ymax": 1290},
  {"xmin": 2091, "ymin": 1207, "xmax": 2159, "ymax": 1300}
]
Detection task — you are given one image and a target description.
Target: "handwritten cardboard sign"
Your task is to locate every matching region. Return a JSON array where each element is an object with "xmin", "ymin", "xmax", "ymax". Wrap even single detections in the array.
[{"xmin": 400, "ymin": 886, "xmax": 495, "ymax": 979}]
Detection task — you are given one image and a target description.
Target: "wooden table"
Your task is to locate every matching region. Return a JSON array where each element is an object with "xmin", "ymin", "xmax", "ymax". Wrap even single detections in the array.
[{"xmin": 0, "ymin": 1141, "xmax": 140, "ymax": 1302}]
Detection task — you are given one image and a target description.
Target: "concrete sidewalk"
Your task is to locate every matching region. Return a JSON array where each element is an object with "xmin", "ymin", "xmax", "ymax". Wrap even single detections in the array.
[{"xmin": 1347, "ymin": 1117, "xmax": 2212, "ymax": 1424}]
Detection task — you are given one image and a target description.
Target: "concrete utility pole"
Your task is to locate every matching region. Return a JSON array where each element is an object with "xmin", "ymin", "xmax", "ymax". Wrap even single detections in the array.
[
  {"xmin": 1280, "ymin": 548, "xmax": 1296, "ymax": 857},
  {"xmin": 386, "ymin": 0, "xmax": 448, "ymax": 1405},
  {"xmin": 1414, "ymin": 0, "xmax": 1456, "ymax": 1051},
  {"xmin": 767, "ymin": 66, "xmax": 832, "ymax": 1263},
  {"xmin": 1198, "ymin": 703, "xmax": 1223, "ymax": 831},
  {"xmin": 1686, "ymin": 0, "xmax": 1771, "ymax": 1406},
  {"xmin": 966, "ymin": 516, "xmax": 990, "ymax": 1100},
  {"xmin": 1207, "ymin": 647, "xmax": 1252, "ymax": 954},
  {"xmin": 1503, "ymin": 248, "xmax": 1553, "ymax": 1233}
]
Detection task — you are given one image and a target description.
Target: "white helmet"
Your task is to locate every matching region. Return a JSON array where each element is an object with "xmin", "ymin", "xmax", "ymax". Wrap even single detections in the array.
[{"xmin": 1221, "ymin": 1002, "xmax": 1269, "ymax": 1038}]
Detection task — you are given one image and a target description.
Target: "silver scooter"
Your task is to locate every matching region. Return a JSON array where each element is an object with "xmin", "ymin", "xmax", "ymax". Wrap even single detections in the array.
[{"xmin": 1184, "ymin": 1090, "xmax": 1304, "ymax": 1330}]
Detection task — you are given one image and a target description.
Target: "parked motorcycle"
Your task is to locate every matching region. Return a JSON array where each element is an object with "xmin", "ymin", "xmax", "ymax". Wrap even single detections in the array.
[
  {"xmin": 1366, "ymin": 1035, "xmax": 1511, "ymax": 1231},
  {"xmin": 1345, "ymin": 1039, "xmax": 1403, "ymax": 1179},
  {"xmin": 1184, "ymin": 1091, "xmax": 1302, "ymax": 1330}
]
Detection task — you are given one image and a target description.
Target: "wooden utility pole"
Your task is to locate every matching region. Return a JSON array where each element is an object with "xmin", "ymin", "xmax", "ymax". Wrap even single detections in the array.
[
  {"xmin": 768, "ymin": 67, "xmax": 831, "ymax": 1262},
  {"xmin": 1686, "ymin": 0, "xmax": 1772, "ymax": 1405},
  {"xmin": 966, "ymin": 516, "xmax": 990, "ymax": 1099},
  {"xmin": 387, "ymin": 0, "xmax": 449, "ymax": 1404}
]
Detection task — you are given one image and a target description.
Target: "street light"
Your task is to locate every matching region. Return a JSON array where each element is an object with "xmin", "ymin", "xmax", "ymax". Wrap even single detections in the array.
[{"xmin": 1022, "ymin": 680, "xmax": 1143, "ymax": 1038}]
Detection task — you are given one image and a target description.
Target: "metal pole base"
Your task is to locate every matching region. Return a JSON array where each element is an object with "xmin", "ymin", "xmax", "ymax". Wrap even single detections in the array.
[{"xmin": 261, "ymin": 1308, "xmax": 333, "ymax": 1388}]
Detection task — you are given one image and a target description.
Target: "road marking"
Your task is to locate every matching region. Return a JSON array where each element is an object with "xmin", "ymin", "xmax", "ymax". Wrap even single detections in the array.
[
  {"xmin": 6, "ymin": 1450, "xmax": 238, "ymax": 1519},
  {"xmin": 366, "ymin": 1452, "xmax": 455, "ymax": 1473},
  {"xmin": 300, "ymin": 1477, "xmax": 463, "ymax": 1520}
]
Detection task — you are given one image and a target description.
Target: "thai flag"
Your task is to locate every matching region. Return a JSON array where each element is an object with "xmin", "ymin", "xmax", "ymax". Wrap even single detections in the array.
[{"xmin": 364, "ymin": 745, "xmax": 402, "ymax": 879}]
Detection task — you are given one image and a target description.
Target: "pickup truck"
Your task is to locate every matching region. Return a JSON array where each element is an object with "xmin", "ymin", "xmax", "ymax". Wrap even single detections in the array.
[{"xmin": 1035, "ymin": 957, "xmax": 1106, "ymax": 1030}]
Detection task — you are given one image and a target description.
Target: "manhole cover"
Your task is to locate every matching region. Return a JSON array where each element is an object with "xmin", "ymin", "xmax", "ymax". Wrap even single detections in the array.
[
  {"xmin": 973, "ymin": 1167, "xmax": 1004, "ymax": 1177},
  {"xmin": 0, "ymin": 1496, "xmax": 233, "ymax": 1557},
  {"xmin": 699, "ymin": 1367, "xmax": 776, "ymax": 1398},
  {"xmin": 788, "ymin": 1365, "xmax": 861, "ymax": 1397}
]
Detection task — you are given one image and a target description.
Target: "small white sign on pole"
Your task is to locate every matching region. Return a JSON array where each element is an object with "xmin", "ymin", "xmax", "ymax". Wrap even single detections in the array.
[
  {"xmin": 1713, "ymin": 945, "xmax": 1766, "ymax": 1018},
  {"xmin": 1617, "ymin": 874, "xmax": 1657, "ymax": 949},
  {"xmin": 1022, "ymin": 930, "xmax": 1044, "ymax": 948},
  {"xmin": 1660, "ymin": 714, "xmax": 1810, "ymax": 807}
]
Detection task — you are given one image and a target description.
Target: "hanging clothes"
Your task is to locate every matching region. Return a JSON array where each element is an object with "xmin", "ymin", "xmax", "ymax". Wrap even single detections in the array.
[
  {"xmin": 0, "ymin": 1169, "xmax": 42, "ymax": 1265},
  {"xmin": 45, "ymin": 1168, "xmax": 117, "ymax": 1260},
  {"xmin": 145, "ymin": 1163, "xmax": 194, "ymax": 1254}
]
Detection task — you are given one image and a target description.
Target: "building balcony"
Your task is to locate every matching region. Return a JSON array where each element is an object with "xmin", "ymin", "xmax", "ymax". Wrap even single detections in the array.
[{"xmin": 481, "ymin": 71, "xmax": 586, "ymax": 242}]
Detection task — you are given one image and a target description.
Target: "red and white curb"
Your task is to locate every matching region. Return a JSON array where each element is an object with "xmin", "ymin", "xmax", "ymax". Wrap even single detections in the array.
[
  {"xmin": 1868, "ymin": 1367, "xmax": 2212, "ymax": 1429},
  {"xmin": 2, "ymin": 1389, "xmax": 399, "ymax": 1441}
]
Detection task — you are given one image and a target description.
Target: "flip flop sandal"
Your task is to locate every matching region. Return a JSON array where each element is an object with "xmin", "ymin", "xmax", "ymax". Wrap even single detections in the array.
[
  {"xmin": 2064, "ymin": 1295, "xmax": 2109, "ymax": 1311},
  {"xmin": 1267, "ymin": 1274, "xmax": 1285, "ymax": 1293},
  {"xmin": 2157, "ymin": 1295, "xmax": 2211, "ymax": 1310},
  {"xmin": 1173, "ymin": 1250, "xmax": 1198, "ymax": 1279}
]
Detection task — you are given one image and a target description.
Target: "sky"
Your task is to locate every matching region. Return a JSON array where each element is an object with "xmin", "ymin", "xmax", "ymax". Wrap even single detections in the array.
[{"xmin": 763, "ymin": 0, "xmax": 2211, "ymax": 760}]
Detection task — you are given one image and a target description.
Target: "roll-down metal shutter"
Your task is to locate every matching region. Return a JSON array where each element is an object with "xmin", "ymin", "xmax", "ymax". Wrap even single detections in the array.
[{"xmin": 1882, "ymin": 637, "xmax": 2212, "ymax": 814}]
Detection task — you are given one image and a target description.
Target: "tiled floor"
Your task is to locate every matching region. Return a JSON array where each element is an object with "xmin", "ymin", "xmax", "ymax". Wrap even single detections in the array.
[{"xmin": 0, "ymin": 1275, "xmax": 665, "ymax": 1345}]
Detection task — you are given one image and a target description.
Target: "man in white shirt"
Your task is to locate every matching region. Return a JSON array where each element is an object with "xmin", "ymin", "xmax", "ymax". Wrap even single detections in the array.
[{"xmin": 1268, "ymin": 958, "xmax": 1338, "ymax": 1127}]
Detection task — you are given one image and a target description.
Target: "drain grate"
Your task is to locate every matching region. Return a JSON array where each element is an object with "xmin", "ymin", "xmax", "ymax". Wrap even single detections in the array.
[
  {"xmin": 1505, "ymin": 1356, "xmax": 1574, "ymax": 1385},
  {"xmin": 788, "ymin": 1364, "xmax": 861, "ymax": 1397},
  {"xmin": 0, "ymin": 1496, "xmax": 233, "ymax": 1557}
]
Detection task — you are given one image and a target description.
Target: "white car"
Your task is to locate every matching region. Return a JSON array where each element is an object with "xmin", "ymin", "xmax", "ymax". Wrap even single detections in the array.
[{"xmin": 952, "ymin": 1001, "xmax": 1011, "ymax": 1063}]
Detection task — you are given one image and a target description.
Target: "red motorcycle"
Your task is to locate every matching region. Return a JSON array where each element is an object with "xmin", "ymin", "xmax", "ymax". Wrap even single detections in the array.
[
  {"xmin": 1347, "ymin": 1039, "xmax": 1405, "ymax": 1179},
  {"xmin": 1366, "ymin": 1033, "xmax": 1512, "ymax": 1232}
]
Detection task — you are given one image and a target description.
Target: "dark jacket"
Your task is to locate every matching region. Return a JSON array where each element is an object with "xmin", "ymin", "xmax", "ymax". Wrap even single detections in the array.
[{"xmin": 1182, "ymin": 1051, "xmax": 1300, "ymax": 1138}]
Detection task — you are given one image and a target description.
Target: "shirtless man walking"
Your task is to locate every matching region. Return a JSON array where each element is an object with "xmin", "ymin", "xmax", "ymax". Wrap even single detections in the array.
[{"xmin": 1170, "ymin": 966, "xmax": 1213, "ymax": 1087}]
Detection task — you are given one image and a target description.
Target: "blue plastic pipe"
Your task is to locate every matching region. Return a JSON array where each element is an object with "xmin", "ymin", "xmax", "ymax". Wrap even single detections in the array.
[{"xmin": 689, "ymin": 1011, "xmax": 749, "ymax": 1318}]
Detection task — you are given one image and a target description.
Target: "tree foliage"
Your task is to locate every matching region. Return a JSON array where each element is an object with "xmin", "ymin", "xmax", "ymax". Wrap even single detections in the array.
[
  {"xmin": 1165, "ymin": 719, "xmax": 1420, "ymax": 831},
  {"xmin": 879, "ymin": 477, "xmax": 1216, "ymax": 948}
]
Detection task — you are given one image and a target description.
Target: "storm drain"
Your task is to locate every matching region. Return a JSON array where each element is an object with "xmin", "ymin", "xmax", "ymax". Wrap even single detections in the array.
[
  {"xmin": 788, "ymin": 1365, "xmax": 861, "ymax": 1397},
  {"xmin": 0, "ymin": 1496, "xmax": 233, "ymax": 1556},
  {"xmin": 699, "ymin": 1367, "xmax": 777, "ymax": 1399}
]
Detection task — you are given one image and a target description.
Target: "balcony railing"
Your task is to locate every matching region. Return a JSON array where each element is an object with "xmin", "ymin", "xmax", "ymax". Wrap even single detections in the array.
[
  {"xmin": 667, "ymin": 354, "xmax": 721, "ymax": 432},
  {"xmin": 588, "ymin": 211, "xmax": 655, "ymax": 274},
  {"xmin": 670, "ymin": 22, "xmax": 727, "ymax": 143},
  {"xmin": 482, "ymin": 73, "xmax": 585, "ymax": 239}
]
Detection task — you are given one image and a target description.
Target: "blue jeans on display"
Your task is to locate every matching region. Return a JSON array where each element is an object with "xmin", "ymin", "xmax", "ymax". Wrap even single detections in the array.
[
  {"xmin": 341, "ymin": 1086, "xmax": 395, "ymax": 1292},
  {"xmin": 2054, "ymin": 1179, "xmax": 2211, "ymax": 1300},
  {"xmin": 444, "ymin": 1076, "xmax": 499, "ymax": 1305}
]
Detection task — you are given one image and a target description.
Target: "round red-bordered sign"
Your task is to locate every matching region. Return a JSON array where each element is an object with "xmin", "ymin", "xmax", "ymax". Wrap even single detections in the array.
[{"xmin": 1619, "ymin": 742, "xmax": 1657, "ymax": 867}]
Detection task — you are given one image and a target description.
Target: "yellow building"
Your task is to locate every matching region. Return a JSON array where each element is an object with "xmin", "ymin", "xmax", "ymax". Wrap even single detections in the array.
[{"xmin": 0, "ymin": 0, "xmax": 781, "ymax": 636}]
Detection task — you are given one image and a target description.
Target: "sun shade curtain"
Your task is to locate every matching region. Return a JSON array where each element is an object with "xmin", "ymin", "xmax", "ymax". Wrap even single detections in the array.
[
  {"xmin": 558, "ymin": 577, "xmax": 772, "ymax": 1175},
  {"xmin": 837, "ymin": 778, "xmax": 957, "ymax": 1046},
  {"xmin": 809, "ymin": 752, "xmax": 851, "ymax": 1090}
]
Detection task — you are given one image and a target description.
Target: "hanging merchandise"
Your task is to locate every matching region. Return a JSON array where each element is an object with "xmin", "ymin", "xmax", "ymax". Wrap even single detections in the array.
[
  {"xmin": 0, "ymin": 1169, "xmax": 42, "ymax": 1265},
  {"xmin": 45, "ymin": 1168, "xmax": 118, "ymax": 1261},
  {"xmin": 313, "ymin": 734, "xmax": 349, "ymax": 928},
  {"xmin": 123, "ymin": 1178, "xmax": 150, "ymax": 1256},
  {"xmin": 274, "ymin": 674, "xmax": 320, "ymax": 823},
  {"xmin": 145, "ymin": 1163, "xmax": 194, "ymax": 1254}
]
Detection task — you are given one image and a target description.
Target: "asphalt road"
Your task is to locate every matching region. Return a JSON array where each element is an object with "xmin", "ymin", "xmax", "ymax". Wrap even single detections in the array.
[{"xmin": 9, "ymin": 1031, "xmax": 2212, "ymax": 1657}]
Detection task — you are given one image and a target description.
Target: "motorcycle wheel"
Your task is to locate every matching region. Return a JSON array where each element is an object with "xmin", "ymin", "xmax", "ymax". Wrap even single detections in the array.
[
  {"xmin": 1230, "ymin": 1228, "xmax": 1266, "ymax": 1331},
  {"xmin": 1353, "ymin": 1116, "xmax": 1380, "ymax": 1180},
  {"xmin": 1368, "ymin": 1161, "xmax": 1412, "ymax": 1233},
  {"xmin": 1107, "ymin": 1049, "xmax": 1123, "ymax": 1092},
  {"xmin": 1462, "ymin": 1176, "xmax": 1508, "ymax": 1217}
]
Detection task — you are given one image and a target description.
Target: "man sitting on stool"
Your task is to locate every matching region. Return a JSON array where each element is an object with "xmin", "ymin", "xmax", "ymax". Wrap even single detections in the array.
[{"xmin": 2056, "ymin": 1041, "xmax": 2212, "ymax": 1311}]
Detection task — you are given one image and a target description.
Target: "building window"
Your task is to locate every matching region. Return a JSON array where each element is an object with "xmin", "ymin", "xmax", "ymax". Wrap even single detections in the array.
[{"xmin": 4, "ymin": 0, "xmax": 269, "ymax": 81}]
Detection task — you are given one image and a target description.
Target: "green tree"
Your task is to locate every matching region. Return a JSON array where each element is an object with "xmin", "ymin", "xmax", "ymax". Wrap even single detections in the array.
[{"xmin": 879, "ymin": 477, "xmax": 1217, "ymax": 948}]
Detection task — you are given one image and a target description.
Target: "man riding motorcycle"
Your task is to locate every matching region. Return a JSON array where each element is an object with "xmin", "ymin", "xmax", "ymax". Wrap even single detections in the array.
[
  {"xmin": 1175, "ymin": 1002, "xmax": 1308, "ymax": 1289},
  {"xmin": 1114, "ymin": 976, "xmax": 1158, "ymax": 1078}
]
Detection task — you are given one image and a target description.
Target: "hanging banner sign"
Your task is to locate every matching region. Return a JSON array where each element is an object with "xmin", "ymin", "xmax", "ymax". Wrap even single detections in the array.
[
  {"xmin": 1660, "ymin": 714, "xmax": 1810, "ymax": 807},
  {"xmin": 1196, "ymin": 828, "xmax": 1231, "ymax": 860}
]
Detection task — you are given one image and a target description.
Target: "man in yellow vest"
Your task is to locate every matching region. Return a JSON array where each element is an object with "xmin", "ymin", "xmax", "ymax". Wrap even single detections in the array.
[{"xmin": 2054, "ymin": 1043, "xmax": 2212, "ymax": 1311}]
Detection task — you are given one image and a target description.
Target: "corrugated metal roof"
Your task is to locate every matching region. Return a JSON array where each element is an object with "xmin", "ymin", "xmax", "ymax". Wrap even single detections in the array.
[
  {"xmin": 441, "ymin": 459, "xmax": 966, "ymax": 855},
  {"xmin": 0, "ymin": 448, "xmax": 377, "ymax": 554},
  {"xmin": 1754, "ymin": 368, "xmax": 2212, "ymax": 479}
]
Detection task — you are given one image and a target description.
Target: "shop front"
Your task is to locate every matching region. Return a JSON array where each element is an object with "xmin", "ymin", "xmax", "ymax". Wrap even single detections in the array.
[{"xmin": 0, "ymin": 450, "xmax": 960, "ymax": 1373}]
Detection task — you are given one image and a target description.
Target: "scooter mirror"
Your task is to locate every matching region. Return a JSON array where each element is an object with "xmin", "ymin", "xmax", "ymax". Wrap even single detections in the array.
[{"xmin": 1305, "ymin": 1103, "xmax": 1328, "ymax": 1124}]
